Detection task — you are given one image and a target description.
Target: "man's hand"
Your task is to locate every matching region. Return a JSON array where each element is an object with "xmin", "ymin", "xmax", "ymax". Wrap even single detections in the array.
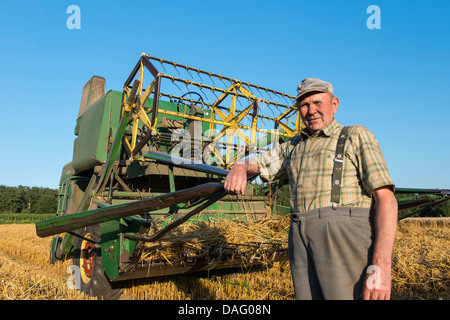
[
  {"xmin": 362, "ymin": 263, "xmax": 392, "ymax": 300},
  {"xmin": 224, "ymin": 160, "xmax": 260, "ymax": 195}
]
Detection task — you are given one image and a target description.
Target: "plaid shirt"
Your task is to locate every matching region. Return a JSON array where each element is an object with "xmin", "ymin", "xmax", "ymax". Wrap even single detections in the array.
[{"xmin": 257, "ymin": 119, "xmax": 394, "ymax": 213}]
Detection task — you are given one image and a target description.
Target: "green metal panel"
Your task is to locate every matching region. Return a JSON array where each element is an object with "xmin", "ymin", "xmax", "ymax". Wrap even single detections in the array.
[
  {"xmin": 72, "ymin": 90, "xmax": 122, "ymax": 172},
  {"xmin": 61, "ymin": 232, "xmax": 75, "ymax": 256},
  {"xmin": 72, "ymin": 90, "xmax": 210, "ymax": 173},
  {"xmin": 50, "ymin": 235, "xmax": 60, "ymax": 255},
  {"xmin": 100, "ymin": 220, "xmax": 121, "ymax": 280},
  {"xmin": 59, "ymin": 162, "xmax": 75, "ymax": 186},
  {"xmin": 108, "ymin": 199, "xmax": 267, "ymax": 220},
  {"xmin": 100, "ymin": 218, "xmax": 147, "ymax": 281},
  {"xmin": 273, "ymin": 204, "xmax": 290, "ymax": 216}
]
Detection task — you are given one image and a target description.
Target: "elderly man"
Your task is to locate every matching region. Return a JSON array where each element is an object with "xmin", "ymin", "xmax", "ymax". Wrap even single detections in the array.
[{"xmin": 224, "ymin": 78, "xmax": 398, "ymax": 300}]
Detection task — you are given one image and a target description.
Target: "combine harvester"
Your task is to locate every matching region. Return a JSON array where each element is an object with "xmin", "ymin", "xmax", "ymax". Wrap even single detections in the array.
[{"xmin": 35, "ymin": 54, "xmax": 449, "ymax": 299}]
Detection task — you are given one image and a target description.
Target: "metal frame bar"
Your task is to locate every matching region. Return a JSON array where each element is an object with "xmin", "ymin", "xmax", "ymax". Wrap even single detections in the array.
[
  {"xmin": 36, "ymin": 183, "xmax": 225, "ymax": 238},
  {"xmin": 120, "ymin": 54, "xmax": 303, "ymax": 168}
]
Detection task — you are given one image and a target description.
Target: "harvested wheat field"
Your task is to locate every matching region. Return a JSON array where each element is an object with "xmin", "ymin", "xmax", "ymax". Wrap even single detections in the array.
[
  {"xmin": 0, "ymin": 217, "xmax": 448, "ymax": 300},
  {"xmin": 391, "ymin": 218, "xmax": 449, "ymax": 299}
]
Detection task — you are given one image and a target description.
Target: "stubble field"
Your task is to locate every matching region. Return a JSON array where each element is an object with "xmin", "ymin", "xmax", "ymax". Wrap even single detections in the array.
[{"xmin": 0, "ymin": 218, "xmax": 448, "ymax": 300}]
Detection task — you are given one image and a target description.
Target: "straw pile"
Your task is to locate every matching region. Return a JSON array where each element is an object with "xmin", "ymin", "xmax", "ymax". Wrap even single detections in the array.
[
  {"xmin": 140, "ymin": 215, "xmax": 290, "ymax": 265},
  {"xmin": 391, "ymin": 218, "xmax": 449, "ymax": 299}
]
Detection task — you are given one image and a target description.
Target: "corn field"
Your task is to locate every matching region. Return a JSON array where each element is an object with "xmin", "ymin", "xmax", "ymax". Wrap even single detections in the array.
[
  {"xmin": 0, "ymin": 218, "xmax": 448, "ymax": 300},
  {"xmin": 0, "ymin": 214, "xmax": 56, "ymax": 225}
]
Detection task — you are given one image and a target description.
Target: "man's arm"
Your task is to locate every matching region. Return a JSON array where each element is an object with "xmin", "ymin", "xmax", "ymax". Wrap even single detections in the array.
[
  {"xmin": 224, "ymin": 158, "xmax": 260, "ymax": 195},
  {"xmin": 362, "ymin": 186, "xmax": 398, "ymax": 300}
]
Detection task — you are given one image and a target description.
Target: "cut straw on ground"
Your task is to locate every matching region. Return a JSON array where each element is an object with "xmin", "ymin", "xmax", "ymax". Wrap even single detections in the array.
[{"xmin": 0, "ymin": 217, "xmax": 448, "ymax": 300}]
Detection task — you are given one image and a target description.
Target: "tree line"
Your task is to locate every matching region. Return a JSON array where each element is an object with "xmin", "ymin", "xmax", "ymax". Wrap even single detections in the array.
[{"xmin": 0, "ymin": 185, "xmax": 58, "ymax": 214}]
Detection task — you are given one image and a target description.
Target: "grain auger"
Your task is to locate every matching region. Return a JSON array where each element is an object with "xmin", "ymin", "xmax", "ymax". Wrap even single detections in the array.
[{"xmin": 35, "ymin": 54, "xmax": 300, "ymax": 299}]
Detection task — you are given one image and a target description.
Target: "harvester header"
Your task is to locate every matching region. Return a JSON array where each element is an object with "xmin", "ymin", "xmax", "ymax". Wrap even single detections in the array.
[{"xmin": 35, "ymin": 53, "xmax": 299, "ymax": 299}]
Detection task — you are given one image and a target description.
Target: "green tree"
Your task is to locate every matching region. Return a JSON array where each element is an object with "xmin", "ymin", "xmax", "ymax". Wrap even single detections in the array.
[
  {"xmin": 7, "ymin": 186, "xmax": 25, "ymax": 213},
  {"xmin": 0, "ymin": 185, "xmax": 58, "ymax": 214},
  {"xmin": 36, "ymin": 188, "xmax": 58, "ymax": 214},
  {"xmin": 24, "ymin": 186, "xmax": 41, "ymax": 213}
]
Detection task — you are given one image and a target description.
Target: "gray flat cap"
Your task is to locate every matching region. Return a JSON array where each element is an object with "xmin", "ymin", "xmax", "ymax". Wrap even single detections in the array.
[{"xmin": 295, "ymin": 78, "xmax": 333, "ymax": 101}]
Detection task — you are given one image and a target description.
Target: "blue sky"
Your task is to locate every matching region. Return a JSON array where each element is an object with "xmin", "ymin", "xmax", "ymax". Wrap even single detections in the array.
[{"xmin": 0, "ymin": 0, "xmax": 449, "ymax": 190}]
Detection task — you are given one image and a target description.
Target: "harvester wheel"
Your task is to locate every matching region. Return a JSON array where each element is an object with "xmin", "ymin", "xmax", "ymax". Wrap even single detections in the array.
[{"xmin": 73, "ymin": 225, "xmax": 123, "ymax": 300}]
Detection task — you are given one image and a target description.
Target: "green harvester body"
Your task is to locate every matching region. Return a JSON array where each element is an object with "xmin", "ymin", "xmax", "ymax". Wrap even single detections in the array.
[{"xmin": 36, "ymin": 55, "xmax": 449, "ymax": 299}]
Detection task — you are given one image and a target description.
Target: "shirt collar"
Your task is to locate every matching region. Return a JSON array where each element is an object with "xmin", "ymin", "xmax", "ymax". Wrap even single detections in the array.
[{"xmin": 301, "ymin": 118, "xmax": 340, "ymax": 138}]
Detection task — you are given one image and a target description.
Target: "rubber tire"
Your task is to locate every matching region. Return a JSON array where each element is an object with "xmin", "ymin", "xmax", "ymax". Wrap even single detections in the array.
[{"xmin": 73, "ymin": 225, "xmax": 123, "ymax": 300}]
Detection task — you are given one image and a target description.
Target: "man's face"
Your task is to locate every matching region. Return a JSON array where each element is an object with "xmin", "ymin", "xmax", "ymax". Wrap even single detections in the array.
[{"xmin": 297, "ymin": 92, "xmax": 339, "ymax": 134}]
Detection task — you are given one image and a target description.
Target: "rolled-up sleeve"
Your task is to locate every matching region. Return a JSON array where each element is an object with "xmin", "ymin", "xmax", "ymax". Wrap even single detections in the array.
[
  {"xmin": 256, "ymin": 141, "xmax": 289, "ymax": 182},
  {"xmin": 353, "ymin": 126, "xmax": 395, "ymax": 195}
]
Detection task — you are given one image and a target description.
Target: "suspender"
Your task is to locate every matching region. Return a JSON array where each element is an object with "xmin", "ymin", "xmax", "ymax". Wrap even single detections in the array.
[{"xmin": 331, "ymin": 126, "xmax": 350, "ymax": 209}]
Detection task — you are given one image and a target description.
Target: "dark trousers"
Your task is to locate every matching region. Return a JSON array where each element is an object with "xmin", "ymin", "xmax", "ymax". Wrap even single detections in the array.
[{"xmin": 289, "ymin": 206, "xmax": 374, "ymax": 300}]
